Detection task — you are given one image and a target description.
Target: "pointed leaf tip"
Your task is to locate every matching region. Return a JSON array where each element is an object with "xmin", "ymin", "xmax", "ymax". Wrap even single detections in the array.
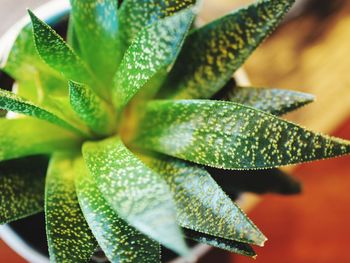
[
  {"xmin": 215, "ymin": 83, "xmax": 315, "ymax": 116},
  {"xmin": 136, "ymin": 100, "xmax": 350, "ymax": 170},
  {"xmin": 160, "ymin": 0, "xmax": 296, "ymax": 99},
  {"xmin": 146, "ymin": 156, "xmax": 267, "ymax": 246},
  {"xmin": 82, "ymin": 137, "xmax": 189, "ymax": 255},
  {"xmin": 112, "ymin": 8, "xmax": 195, "ymax": 111}
]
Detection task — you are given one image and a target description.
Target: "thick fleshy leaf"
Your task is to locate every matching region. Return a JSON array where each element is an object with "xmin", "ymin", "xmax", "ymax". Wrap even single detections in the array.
[
  {"xmin": 184, "ymin": 229, "xmax": 256, "ymax": 258},
  {"xmin": 69, "ymin": 81, "xmax": 115, "ymax": 136},
  {"xmin": 82, "ymin": 136, "xmax": 188, "ymax": 255},
  {"xmin": 0, "ymin": 118, "xmax": 78, "ymax": 162},
  {"xmin": 118, "ymin": 0, "xmax": 196, "ymax": 53},
  {"xmin": 75, "ymin": 158, "xmax": 160, "ymax": 263},
  {"xmin": 2, "ymin": 24, "xmax": 67, "ymax": 103},
  {"xmin": 45, "ymin": 154, "xmax": 97, "ymax": 263},
  {"xmin": 208, "ymin": 167, "xmax": 302, "ymax": 195},
  {"xmin": 112, "ymin": 8, "xmax": 195, "ymax": 111},
  {"xmin": 66, "ymin": 16, "xmax": 81, "ymax": 55},
  {"xmin": 28, "ymin": 11, "xmax": 106, "ymax": 99},
  {"xmin": 136, "ymin": 100, "xmax": 350, "ymax": 169},
  {"xmin": 146, "ymin": 156, "xmax": 266, "ymax": 246},
  {"xmin": 0, "ymin": 88, "xmax": 88, "ymax": 136},
  {"xmin": 0, "ymin": 156, "xmax": 48, "ymax": 224},
  {"xmin": 160, "ymin": 0, "xmax": 295, "ymax": 99},
  {"xmin": 214, "ymin": 80, "xmax": 315, "ymax": 116},
  {"xmin": 70, "ymin": 0, "xmax": 120, "ymax": 84}
]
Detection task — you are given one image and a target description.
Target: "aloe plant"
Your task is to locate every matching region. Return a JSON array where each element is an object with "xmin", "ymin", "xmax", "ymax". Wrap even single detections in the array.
[{"xmin": 0, "ymin": 0, "xmax": 349, "ymax": 262}]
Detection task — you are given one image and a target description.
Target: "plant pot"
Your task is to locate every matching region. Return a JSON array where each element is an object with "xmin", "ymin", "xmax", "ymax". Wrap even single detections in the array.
[{"xmin": 0, "ymin": 1, "xmax": 257, "ymax": 262}]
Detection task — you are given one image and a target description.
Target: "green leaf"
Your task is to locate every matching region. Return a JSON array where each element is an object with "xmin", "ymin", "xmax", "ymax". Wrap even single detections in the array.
[
  {"xmin": 75, "ymin": 158, "xmax": 160, "ymax": 263},
  {"xmin": 70, "ymin": 0, "xmax": 120, "ymax": 85},
  {"xmin": 0, "ymin": 156, "xmax": 48, "ymax": 224},
  {"xmin": 0, "ymin": 88, "xmax": 89, "ymax": 137},
  {"xmin": 146, "ymin": 156, "xmax": 266, "ymax": 246},
  {"xmin": 208, "ymin": 167, "xmax": 301, "ymax": 196},
  {"xmin": 45, "ymin": 154, "xmax": 97, "ymax": 263},
  {"xmin": 160, "ymin": 0, "xmax": 295, "ymax": 99},
  {"xmin": 214, "ymin": 81, "xmax": 315, "ymax": 116},
  {"xmin": 0, "ymin": 118, "xmax": 79, "ymax": 162},
  {"xmin": 69, "ymin": 81, "xmax": 115, "ymax": 136},
  {"xmin": 184, "ymin": 229, "xmax": 256, "ymax": 258},
  {"xmin": 112, "ymin": 8, "xmax": 195, "ymax": 112},
  {"xmin": 136, "ymin": 100, "xmax": 350, "ymax": 170},
  {"xmin": 28, "ymin": 11, "xmax": 106, "ymax": 99},
  {"xmin": 66, "ymin": 16, "xmax": 81, "ymax": 55},
  {"xmin": 2, "ymin": 24, "xmax": 67, "ymax": 103},
  {"xmin": 82, "ymin": 136, "xmax": 188, "ymax": 255},
  {"xmin": 117, "ymin": 0, "xmax": 196, "ymax": 54}
]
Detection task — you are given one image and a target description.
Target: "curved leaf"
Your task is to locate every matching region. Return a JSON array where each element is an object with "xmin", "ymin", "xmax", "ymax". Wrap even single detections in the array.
[
  {"xmin": 69, "ymin": 81, "xmax": 115, "ymax": 136},
  {"xmin": 118, "ymin": 0, "xmax": 196, "ymax": 53},
  {"xmin": 136, "ymin": 100, "xmax": 350, "ymax": 169},
  {"xmin": 70, "ymin": 0, "xmax": 120, "ymax": 85},
  {"xmin": 0, "ymin": 156, "xmax": 48, "ymax": 224},
  {"xmin": 160, "ymin": 0, "xmax": 295, "ymax": 99},
  {"xmin": 28, "ymin": 11, "xmax": 106, "ymax": 99},
  {"xmin": 0, "ymin": 118, "xmax": 78, "ymax": 162},
  {"xmin": 75, "ymin": 158, "xmax": 160, "ymax": 263},
  {"xmin": 208, "ymin": 167, "xmax": 302, "ymax": 195},
  {"xmin": 82, "ymin": 136, "xmax": 188, "ymax": 255},
  {"xmin": 45, "ymin": 154, "xmax": 97, "ymax": 263},
  {"xmin": 214, "ymin": 81, "xmax": 315, "ymax": 116},
  {"xmin": 112, "ymin": 8, "xmax": 195, "ymax": 112},
  {"xmin": 146, "ymin": 156, "xmax": 266, "ymax": 246},
  {"xmin": 2, "ymin": 24, "xmax": 68, "ymax": 103},
  {"xmin": 0, "ymin": 88, "xmax": 89, "ymax": 136},
  {"xmin": 184, "ymin": 229, "xmax": 256, "ymax": 258},
  {"xmin": 66, "ymin": 16, "xmax": 81, "ymax": 55}
]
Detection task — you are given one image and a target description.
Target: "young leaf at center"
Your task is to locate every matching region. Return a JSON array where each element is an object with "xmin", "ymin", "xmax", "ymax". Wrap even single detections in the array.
[{"xmin": 112, "ymin": 8, "xmax": 195, "ymax": 112}]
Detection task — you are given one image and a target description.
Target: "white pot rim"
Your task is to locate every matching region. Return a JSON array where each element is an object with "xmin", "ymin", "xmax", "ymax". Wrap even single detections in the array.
[{"xmin": 0, "ymin": 0, "xmax": 253, "ymax": 262}]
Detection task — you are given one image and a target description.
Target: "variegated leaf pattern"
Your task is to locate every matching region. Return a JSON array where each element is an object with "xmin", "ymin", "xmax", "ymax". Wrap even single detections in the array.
[
  {"xmin": 113, "ymin": 8, "xmax": 195, "ymax": 112},
  {"xmin": 117, "ymin": 0, "xmax": 196, "ymax": 53},
  {"xmin": 70, "ymin": 0, "xmax": 120, "ymax": 85},
  {"xmin": 45, "ymin": 154, "xmax": 97, "ymax": 263},
  {"xmin": 208, "ymin": 167, "xmax": 302, "ymax": 195},
  {"xmin": 28, "ymin": 11, "xmax": 106, "ymax": 99},
  {"xmin": 75, "ymin": 158, "xmax": 160, "ymax": 263},
  {"xmin": 214, "ymin": 80, "xmax": 315, "ymax": 116},
  {"xmin": 184, "ymin": 229, "xmax": 256, "ymax": 258},
  {"xmin": 0, "ymin": 88, "xmax": 88, "ymax": 136},
  {"xmin": 0, "ymin": 156, "xmax": 48, "ymax": 224},
  {"xmin": 136, "ymin": 100, "xmax": 350, "ymax": 169},
  {"xmin": 82, "ymin": 136, "xmax": 188, "ymax": 255},
  {"xmin": 2, "ymin": 24, "xmax": 67, "ymax": 103},
  {"xmin": 69, "ymin": 81, "xmax": 115, "ymax": 136},
  {"xmin": 146, "ymin": 155, "xmax": 266, "ymax": 246},
  {"xmin": 160, "ymin": 0, "xmax": 295, "ymax": 99},
  {"xmin": 0, "ymin": 118, "xmax": 78, "ymax": 162}
]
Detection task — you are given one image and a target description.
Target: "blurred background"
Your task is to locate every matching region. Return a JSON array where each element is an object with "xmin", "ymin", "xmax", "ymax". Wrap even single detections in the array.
[{"xmin": 0, "ymin": 0, "xmax": 350, "ymax": 262}]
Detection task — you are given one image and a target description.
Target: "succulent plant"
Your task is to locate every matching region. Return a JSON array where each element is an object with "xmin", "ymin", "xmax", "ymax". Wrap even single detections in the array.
[{"xmin": 0, "ymin": 0, "xmax": 349, "ymax": 262}]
